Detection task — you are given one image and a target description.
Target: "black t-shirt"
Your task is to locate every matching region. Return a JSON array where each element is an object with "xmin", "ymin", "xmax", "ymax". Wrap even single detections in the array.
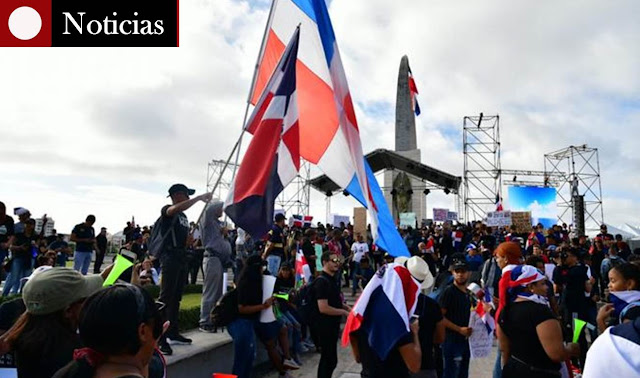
[
  {"xmin": 358, "ymin": 327, "xmax": 413, "ymax": 378},
  {"xmin": 499, "ymin": 301, "xmax": 559, "ymax": 371},
  {"xmin": 563, "ymin": 264, "xmax": 588, "ymax": 313},
  {"xmin": 237, "ymin": 277, "xmax": 262, "ymax": 320},
  {"xmin": 268, "ymin": 225, "xmax": 285, "ymax": 258},
  {"xmin": 313, "ymin": 272, "xmax": 342, "ymax": 327},
  {"xmin": 0, "ymin": 217, "xmax": 15, "ymax": 246},
  {"xmin": 12, "ymin": 231, "xmax": 38, "ymax": 261},
  {"xmin": 160, "ymin": 205, "xmax": 189, "ymax": 250},
  {"xmin": 16, "ymin": 333, "xmax": 82, "ymax": 378},
  {"xmin": 416, "ymin": 294, "xmax": 443, "ymax": 370},
  {"xmin": 439, "ymin": 284, "xmax": 471, "ymax": 343},
  {"xmin": 71, "ymin": 223, "xmax": 94, "ymax": 252},
  {"xmin": 96, "ymin": 233, "xmax": 108, "ymax": 252}
]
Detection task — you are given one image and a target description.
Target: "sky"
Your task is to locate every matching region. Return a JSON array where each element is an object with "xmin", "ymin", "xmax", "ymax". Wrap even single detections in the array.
[{"xmin": 2, "ymin": 0, "xmax": 640, "ymax": 235}]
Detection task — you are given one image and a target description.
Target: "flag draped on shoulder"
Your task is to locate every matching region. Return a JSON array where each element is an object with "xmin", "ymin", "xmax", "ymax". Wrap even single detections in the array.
[
  {"xmin": 341, "ymin": 263, "xmax": 419, "ymax": 360},
  {"xmin": 407, "ymin": 65, "xmax": 420, "ymax": 116},
  {"xmin": 224, "ymin": 28, "xmax": 301, "ymax": 239},
  {"xmin": 250, "ymin": 0, "xmax": 409, "ymax": 257}
]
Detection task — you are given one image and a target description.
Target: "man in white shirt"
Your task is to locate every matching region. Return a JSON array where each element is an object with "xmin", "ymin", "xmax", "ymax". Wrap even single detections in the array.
[{"xmin": 350, "ymin": 233, "xmax": 369, "ymax": 296}]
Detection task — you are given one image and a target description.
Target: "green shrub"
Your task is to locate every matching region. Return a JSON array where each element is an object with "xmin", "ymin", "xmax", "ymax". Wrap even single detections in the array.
[{"xmin": 178, "ymin": 306, "xmax": 201, "ymax": 331}]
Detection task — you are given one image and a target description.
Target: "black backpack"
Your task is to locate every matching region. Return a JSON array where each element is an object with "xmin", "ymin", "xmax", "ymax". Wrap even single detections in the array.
[
  {"xmin": 148, "ymin": 215, "xmax": 178, "ymax": 258},
  {"xmin": 297, "ymin": 275, "xmax": 329, "ymax": 324},
  {"xmin": 210, "ymin": 289, "xmax": 238, "ymax": 328}
]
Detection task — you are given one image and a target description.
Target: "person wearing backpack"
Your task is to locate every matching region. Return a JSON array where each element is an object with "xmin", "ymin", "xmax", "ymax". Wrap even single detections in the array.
[{"xmin": 156, "ymin": 183, "xmax": 212, "ymax": 355}]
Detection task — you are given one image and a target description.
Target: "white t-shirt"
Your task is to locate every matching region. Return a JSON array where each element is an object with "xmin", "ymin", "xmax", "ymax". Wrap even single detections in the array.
[{"xmin": 351, "ymin": 242, "xmax": 369, "ymax": 263}]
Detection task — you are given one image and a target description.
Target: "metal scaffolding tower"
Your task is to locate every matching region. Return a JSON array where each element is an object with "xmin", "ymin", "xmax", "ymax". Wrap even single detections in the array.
[
  {"xmin": 275, "ymin": 160, "xmax": 311, "ymax": 216},
  {"xmin": 206, "ymin": 159, "xmax": 239, "ymax": 201},
  {"xmin": 463, "ymin": 114, "xmax": 501, "ymax": 222},
  {"xmin": 544, "ymin": 145, "xmax": 603, "ymax": 227}
]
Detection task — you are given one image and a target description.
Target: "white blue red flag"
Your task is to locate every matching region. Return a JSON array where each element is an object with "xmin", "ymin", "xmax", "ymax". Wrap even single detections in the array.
[
  {"xmin": 225, "ymin": 28, "xmax": 301, "ymax": 238},
  {"xmin": 291, "ymin": 214, "xmax": 313, "ymax": 228},
  {"xmin": 495, "ymin": 193, "xmax": 503, "ymax": 211},
  {"xmin": 295, "ymin": 248, "xmax": 311, "ymax": 286},
  {"xmin": 609, "ymin": 290, "xmax": 640, "ymax": 319},
  {"xmin": 408, "ymin": 65, "xmax": 421, "ymax": 116},
  {"xmin": 341, "ymin": 263, "xmax": 419, "ymax": 359},
  {"xmin": 250, "ymin": 0, "xmax": 409, "ymax": 257},
  {"xmin": 474, "ymin": 287, "xmax": 495, "ymax": 334}
]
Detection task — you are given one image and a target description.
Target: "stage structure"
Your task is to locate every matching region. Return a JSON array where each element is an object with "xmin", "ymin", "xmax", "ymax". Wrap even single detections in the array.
[
  {"xmin": 207, "ymin": 159, "xmax": 311, "ymax": 218},
  {"xmin": 275, "ymin": 160, "xmax": 311, "ymax": 216},
  {"xmin": 544, "ymin": 145, "xmax": 603, "ymax": 233},
  {"xmin": 206, "ymin": 159, "xmax": 238, "ymax": 202},
  {"xmin": 463, "ymin": 114, "xmax": 502, "ymax": 222}
]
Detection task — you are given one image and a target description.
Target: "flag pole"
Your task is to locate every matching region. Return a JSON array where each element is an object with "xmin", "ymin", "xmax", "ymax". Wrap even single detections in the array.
[
  {"xmin": 230, "ymin": 0, "xmax": 279, "ymax": 183},
  {"xmin": 193, "ymin": 0, "xmax": 279, "ymax": 232}
]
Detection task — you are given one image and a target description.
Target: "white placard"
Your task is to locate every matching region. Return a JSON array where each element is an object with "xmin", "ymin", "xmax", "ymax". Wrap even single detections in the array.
[
  {"xmin": 259, "ymin": 275, "xmax": 277, "ymax": 323},
  {"xmin": 399, "ymin": 212, "xmax": 417, "ymax": 228},
  {"xmin": 485, "ymin": 211, "xmax": 512, "ymax": 227},
  {"xmin": 222, "ymin": 272, "xmax": 228, "ymax": 295},
  {"xmin": 468, "ymin": 312, "xmax": 493, "ymax": 359}
]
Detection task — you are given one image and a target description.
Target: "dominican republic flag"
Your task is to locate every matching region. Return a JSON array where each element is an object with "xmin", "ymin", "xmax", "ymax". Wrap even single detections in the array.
[
  {"xmin": 408, "ymin": 65, "xmax": 420, "ymax": 116},
  {"xmin": 453, "ymin": 230, "xmax": 463, "ymax": 250},
  {"xmin": 250, "ymin": 0, "xmax": 409, "ymax": 257},
  {"xmin": 583, "ymin": 319, "xmax": 640, "ymax": 378},
  {"xmin": 495, "ymin": 193, "xmax": 503, "ymax": 212},
  {"xmin": 291, "ymin": 214, "xmax": 313, "ymax": 228},
  {"xmin": 609, "ymin": 291, "xmax": 640, "ymax": 318},
  {"xmin": 341, "ymin": 263, "xmax": 419, "ymax": 359},
  {"xmin": 475, "ymin": 288, "xmax": 495, "ymax": 334},
  {"xmin": 225, "ymin": 28, "xmax": 301, "ymax": 239},
  {"xmin": 295, "ymin": 248, "xmax": 312, "ymax": 285}
]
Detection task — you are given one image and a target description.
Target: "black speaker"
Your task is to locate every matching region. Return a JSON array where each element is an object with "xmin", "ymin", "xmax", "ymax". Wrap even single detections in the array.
[{"xmin": 573, "ymin": 195, "xmax": 585, "ymax": 236}]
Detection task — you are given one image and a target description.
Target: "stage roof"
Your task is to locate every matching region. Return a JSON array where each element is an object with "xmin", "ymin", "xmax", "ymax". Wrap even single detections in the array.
[{"xmin": 309, "ymin": 148, "xmax": 462, "ymax": 195}]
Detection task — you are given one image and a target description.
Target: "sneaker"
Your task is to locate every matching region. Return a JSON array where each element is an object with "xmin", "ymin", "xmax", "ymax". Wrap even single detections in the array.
[
  {"xmin": 167, "ymin": 334, "xmax": 193, "ymax": 345},
  {"xmin": 283, "ymin": 358, "xmax": 301, "ymax": 370},
  {"xmin": 299, "ymin": 344, "xmax": 309, "ymax": 353},
  {"xmin": 159, "ymin": 340, "xmax": 173, "ymax": 356},
  {"xmin": 302, "ymin": 340, "xmax": 315, "ymax": 349},
  {"xmin": 199, "ymin": 325, "xmax": 217, "ymax": 333}
]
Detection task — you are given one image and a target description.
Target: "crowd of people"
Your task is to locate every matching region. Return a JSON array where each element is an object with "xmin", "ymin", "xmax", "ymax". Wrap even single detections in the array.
[{"xmin": 1, "ymin": 190, "xmax": 640, "ymax": 377}]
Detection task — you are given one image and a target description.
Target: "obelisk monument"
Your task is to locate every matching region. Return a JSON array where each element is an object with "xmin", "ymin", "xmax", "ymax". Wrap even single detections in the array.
[{"xmin": 384, "ymin": 55, "xmax": 426, "ymax": 224}]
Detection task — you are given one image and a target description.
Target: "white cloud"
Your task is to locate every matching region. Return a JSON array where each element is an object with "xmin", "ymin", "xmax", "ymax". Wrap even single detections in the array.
[{"xmin": 1, "ymin": 0, "xmax": 640, "ymax": 232}]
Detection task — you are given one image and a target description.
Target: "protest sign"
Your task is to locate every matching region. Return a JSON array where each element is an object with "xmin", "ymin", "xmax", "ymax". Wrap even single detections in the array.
[
  {"xmin": 329, "ymin": 214, "xmax": 350, "ymax": 227},
  {"xmin": 260, "ymin": 275, "xmax": 277, "ymax": 323},
  {"xmin": 399, "ymin": 212, "xmax": 417, "ymax": 228},
  {"xmin": 511, "ymin": 211, "xmax": 532, "ymax": 233},
  {"xmin": 433, "ymin": 208, "xmax": 448, "ymax": 222},
  {"xmin": 353, "ymin": 207, "xmax": 367, "ymax": 236},
  {"xmin": 447, "ymin": 211, "xmax": 458, "ymax": 222},
  {"xmin": 468, "ymin": 312, "xmax": 493, "ymax": 359},
  {"xmin": 485, "ymin": 211, "xmax": 512, "ymax": 227}
]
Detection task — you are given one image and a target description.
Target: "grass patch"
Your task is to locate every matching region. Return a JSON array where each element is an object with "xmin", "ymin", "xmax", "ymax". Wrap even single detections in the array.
[{"xmin": 180, "ymin": 293, "xmax": 202, "ymax": 310}]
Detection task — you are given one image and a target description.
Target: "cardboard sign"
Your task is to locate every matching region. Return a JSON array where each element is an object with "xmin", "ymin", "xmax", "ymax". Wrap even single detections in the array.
[
  {"xmin": 468, "ymin": 312, "xmax": 493, "ymax": 359},
  {"xmin": 511, "ymin": 211, "xmax": 532, "ymax": 233},
  {"xmin": 353, "ymin": 207, "xmax": 367, "ymax": 237},
  {"xmin": 399, "ymin": 212, "xmax": 417, "ymax": 228}
]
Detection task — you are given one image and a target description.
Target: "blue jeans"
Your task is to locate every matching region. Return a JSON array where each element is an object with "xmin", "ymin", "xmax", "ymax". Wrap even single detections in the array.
[
  {"xmin": 266, "ymin": 255, "xmax": 281, "ymax": 276},
  {"xmin": 3, "ymin": 257, "xmax": 29, "ymax": 296},
  {"xmin": 493, "ymin": 347, "xmax": 502, "ymax": 378},
  {"xmin": 281, "ymin": 310, "xmax": 302, "ymax": 354},
  {"xmin": 227, "ymin": 318, "xmax": 256, "ymax": 378},
  {"xmin": 351, "ymin": 262, "xmax": 362, "ymax": 293},
  {"xmin": 73, "ymin": 251, "xmax": 92, "ymax": 275},
  {"xmin": 442, "ymin": 340, "xmax": 470, "ymax": 378}
]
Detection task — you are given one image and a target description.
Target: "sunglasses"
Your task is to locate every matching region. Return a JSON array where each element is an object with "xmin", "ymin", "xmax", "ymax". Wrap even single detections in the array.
[{"xmin": 330, "ymin": 258, "xmax": 342, "ymax": 263}]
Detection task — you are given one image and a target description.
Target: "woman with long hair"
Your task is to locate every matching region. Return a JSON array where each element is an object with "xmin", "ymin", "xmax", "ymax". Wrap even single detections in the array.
[
  {"xmin": 497, "ymin": 265, "xmax": 579, "ymax": 378},
  {"xmin": 0, "ymin": 268, "xmax": 104, "ymax": 377},
  {"xmin": 54, "ymin": 283, "xmax": 165, "ymax": 377}
]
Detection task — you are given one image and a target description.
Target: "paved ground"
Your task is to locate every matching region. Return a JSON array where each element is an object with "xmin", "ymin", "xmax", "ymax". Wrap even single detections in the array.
[
  {"xmin": 258, "ymin": 334, "xmax": 498, "ymax": 378},
  {"xmin": 259, "ymin": 289, "xmax": 497, "ymax": 378}
]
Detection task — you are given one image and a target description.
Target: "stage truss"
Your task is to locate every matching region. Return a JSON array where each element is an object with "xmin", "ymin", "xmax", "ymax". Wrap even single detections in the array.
[
  {"xmin": 463, "ymin": 114, "xmax": 501, "ymax": 222},
  {"xmin": 206, "ymin": 159, "xmax": 238, "ymax": 202},
  {"xmin": 544, "ymin": 145, "xmax": 604, "ymax": 227},
  {"xmin": 275, "ymin": 160, "xmax": 311, "ymax": 216}
]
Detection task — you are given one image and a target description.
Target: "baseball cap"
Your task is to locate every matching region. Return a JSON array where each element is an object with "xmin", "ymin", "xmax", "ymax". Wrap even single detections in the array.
[
  {"xmin": 167, "ymin": 183, "xmax": 196, "ymax": 197},
  {"xmin": 19, "ymin": 265, "xmax": 53, "ymax": 287},
  {"xmin": 22, "ymin": 268, "xmax": 104, "ymax": 315},
  {"xmin": 275, "ymin": 213, "xmax": 286, "ymax": 222},
  {"xmin": 13, "ymin": 207, "xmax": 30, "ymax": 216},
  {"xmin": 450, "ymin": 253, "xmax": 470, "ymax": 270}
]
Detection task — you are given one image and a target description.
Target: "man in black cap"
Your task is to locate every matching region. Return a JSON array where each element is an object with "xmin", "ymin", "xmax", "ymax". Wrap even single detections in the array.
[
  {"xmin": 158, "ymin": 183, "xmax": 212, "ymax": 355},
  {"xmin": 439, "ymin": 253, "xmax": 473, "ymax": 378},
  {"xmin": 262, "ymin": 213, "xmax": 287, "ymax": 276}
]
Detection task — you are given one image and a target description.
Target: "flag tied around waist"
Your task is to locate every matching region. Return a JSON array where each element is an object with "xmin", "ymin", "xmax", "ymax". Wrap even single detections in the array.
[
  {"xmin": 224, "ymin": 27, "xmax": 301, "ymax": 238},
  {"xmin": 341, "ymin": 263, "xmax": 419, "ymax": 360}
]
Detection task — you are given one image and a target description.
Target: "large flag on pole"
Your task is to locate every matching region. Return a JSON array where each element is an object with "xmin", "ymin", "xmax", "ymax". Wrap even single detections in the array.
[
  {"xmin": 407, "ymin": 65, "xmax": 421, "ymax": 116},
  {"xmin": 250, "ymin": 0, "xmax": 409, "ymax": 257},
  {"xmin": 225, "ymin": 28, "xmax": 301, "ymax": 238}
]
